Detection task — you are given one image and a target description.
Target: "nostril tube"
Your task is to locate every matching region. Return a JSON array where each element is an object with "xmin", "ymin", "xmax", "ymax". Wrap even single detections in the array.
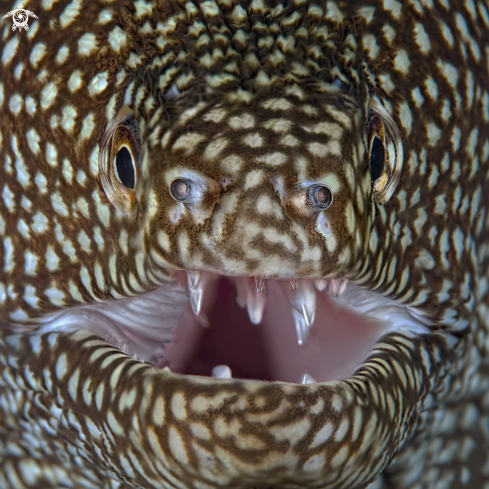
[{"xmin": 308, "ymin": 184, "xmax": 333, "ymax": 210}]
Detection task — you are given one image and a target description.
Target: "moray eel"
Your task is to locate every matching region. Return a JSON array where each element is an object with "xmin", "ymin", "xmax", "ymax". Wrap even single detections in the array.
[{"xmin": 1, "ymin": 0, "xmax": 489, "ymax": 487}]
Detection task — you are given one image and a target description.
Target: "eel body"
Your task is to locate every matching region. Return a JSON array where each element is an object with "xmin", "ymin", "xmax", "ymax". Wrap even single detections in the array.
[{"xmin": 1, "ymin": 0, "xmax": 489, "ymax": 488}]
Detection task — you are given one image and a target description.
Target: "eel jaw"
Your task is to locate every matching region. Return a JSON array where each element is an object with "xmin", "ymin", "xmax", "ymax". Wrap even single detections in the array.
[
  {"xmin": 6, "ymin": 273, "xmax": 454, "ymax": 489},
  {"xmin": 34, "ymin": 273, "xmax": 431, "ymax": 384}
]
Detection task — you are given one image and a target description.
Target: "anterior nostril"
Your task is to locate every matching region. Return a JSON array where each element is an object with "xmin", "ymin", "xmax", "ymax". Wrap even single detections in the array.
[
  {"xmin": 170, "ymin": 177, "xmax": 191, "ymax": 202},
  {"xmin": 308, "ymin": 184, "xmax": 333, "ymax": 210}
]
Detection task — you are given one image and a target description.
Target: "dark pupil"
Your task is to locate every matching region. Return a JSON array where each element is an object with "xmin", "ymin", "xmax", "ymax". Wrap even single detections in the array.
[
  {"xmin": 315, "ymin": 187, "xmax": 330, "ymax": 205},
  {"xmin": 370, "ymin": 136, "xmax": 384, "ymax": 181},
  {"xmin": 171, "ymin": 179, "xmax": 190, "ymax": 200},
  {"xmin": 115, "ymin": 146, "xmax": 135, "ymax": 189}
]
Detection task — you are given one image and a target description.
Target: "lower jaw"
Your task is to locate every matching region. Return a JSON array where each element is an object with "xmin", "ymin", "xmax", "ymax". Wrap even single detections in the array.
[{"xmin": 158, "ymin": 274, "xmax": 388, "ymax": 383}]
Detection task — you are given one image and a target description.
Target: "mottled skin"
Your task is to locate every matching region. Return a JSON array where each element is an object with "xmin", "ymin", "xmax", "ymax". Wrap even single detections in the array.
[{"xmin": 1, "ymin": 0, "xmax": 489, "ymax": 488}]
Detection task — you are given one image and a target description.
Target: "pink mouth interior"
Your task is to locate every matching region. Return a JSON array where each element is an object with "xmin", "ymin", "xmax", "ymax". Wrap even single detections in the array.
[{"xmin": 159, "ymin": 275, "xmax": 387, "ymax": 383}]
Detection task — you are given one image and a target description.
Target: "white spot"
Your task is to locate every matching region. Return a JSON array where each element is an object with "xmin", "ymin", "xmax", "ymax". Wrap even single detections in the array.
[
  {"xmin": 393, "ymin": 49, "xmax": 411, "ymax": 75},
  {"xmin": 3, "ymin": 237, "xmax": 15, "ymax": 273},
  {"xmin": 25, "ymin": 96, "xmax": 37, "ymax": 115},
  {"xmin": 244, "ymin": 170, "xmax": 265, "ymax": 190},
  {"xmin": 424, "ymin": 76, "xmax": 438, "ymax": 100},
  {"xmin": 157, "ymin": 231, "xmax": 170, "ymax": 252},
  {"xmin": 92, "ymin": 190, "xmax": 111, "ymax": 227},
  {"xmin": 229, "ymin": 114, "xmax": 255, "ymax": 129},
  {"xmin": 2, "ymin": 37, "xmax": 20, "ymax": 66},
  {"xmin": 88, "ymin": 72, "xmax": 109, "ymax": 97},
  {"xmin": 335, "ymin": 419, "xmax": 349, "ymax": 442},
  {"xmin": 221, "ymin": 154, "xmax": 242, "ymax": 174},
  {"xmin": 23, "ymin": 285, "xmax": 39, "ymax": 309},
  {"xmin": 24, "ymin": 251, "xmax": 39, "ymax": 276},
  {"xmin": 2, "ymin": 185, "xmax": 15, "ymax": 213},
  {"xmin": 202, "ymin": 108, "xmax": 228, "ymax": 123},
  {"xmin": 256, "ymin": 195, "xmax": 283, "ymax": 220},
  {"xmin": 310, "ymin": 422, "xmax": 333, "ymax": 448},
  {"xmin": 263, "ymin": 120, "xmax": 293, "ymax": 137},
  {"xmin": 60, "ymin": 0, "xmax": 82, "ymax": 28},
  {"xmin": 153, "ymin": 396, "xmax": 165, "ymax": 426},
  {"xmin": 426, "ymin": 123, "xmax": 441, "ymax": 146},
  {"xmin": 363, "ymin": 34, "xmax": 379, "ymax": 59},
  {"xmin": 29, "ymin": 43, "xmax": 47, "ymax": 68},
  {"xmin": 383, "ymin": 0, "xmax": 402, "ymax": 18},
  {"xmin": 255, "ymin": 152, "xmax": 287, "ymax": 166},
  {"xmin": 204, "ymin": 138, "xmax": 228, "ymax": 160},
  {"xmin": 262, "ymin": 98, "xmax": 293, "ymax": 111},
  {"xmin": 17, "ymin": 219, "xmax": 30, "ymax": 239},
  {"xmin": 55, "ymin": 45, "xmax": 69, "ymax": 65},
  {"xmin": 13, "ymin": 62, "xmax": 24, "ymax": 80},
  {"xmin": 280, "ymin": 134, "xmax": 300, "ymax": 147},
  {"xmin": 437, "ymin": 59, "xmax": 458, "ymax": 91},
  {"xmin": 61, "ymin": 105, "xmax": 77, "ymax": 134},
  {"xmin": 414, "ymin": 22, "xmax": 431, "ymax": 54},
  {"xmin": 76, "ymin": 197, "xmax": 90, "ymax": 217},
  {"xmin": 169, "ymin": 426, "xmax": 188, "ymax": 464},
  {"xmin": 397, "ymin": 102, "xmax": 412, "ymax": 135},
  {"xmin": 89, "ymin": 145, "xmax": 100, "ymax": 177},
  {"xmin": 172, "ymin": 133, "xmax": 207, "ymax": 155},
  {"xmin": 243, "ymin": 133, "xmax": 263, "ymax": 147},
  {"xmin": 67, "ymin": 70, "xmax": 83, "ymax": 93},
  {"xmin": 45, "ymin": 143, "xmax": 58, "ymax": 166},
  {"xmin": 441, "ymin": 99, "xmax": 451, "ymax": 121},
  {"xmin": 411, "ymin": 87, "xmax": 424, "ymax": 108},
  {"xmin": 308, "ymin": 142, "xmax": 339, "ymax": 158},
  {"xmin": 108, "ymin": 26, "xmax": 127, "ymax": 52},
  {"xmin": 9, "ymin": 94, "xmax": 23, "ymax": 115},
  {"xmin": 171, "ymin": 393, "xmax": 187, "ymax": 421},
  {"xmin": 45, "ymin": 286, "xmax": 65, "ymax": 307},
  {"xmin": 40, "ymin": 82, "xmax": 58, "ymax": 110},
  {"xmin": 51, "ymin": 192, "xmax": 69, "ymax": 217},
  {"xmin": 31, "ymin": 212, "xmax": 48, "ymax": 233},
  {"xmin": 80, "ymin": 113, "xmax": 95, "ymax": 141},
  {"xmin": 378, "ymin": 73, "xmax": 395, "ymax": 93},
  {"xmin": 62, "ymin": 159, "xmax": 74, "ymax": 184}
]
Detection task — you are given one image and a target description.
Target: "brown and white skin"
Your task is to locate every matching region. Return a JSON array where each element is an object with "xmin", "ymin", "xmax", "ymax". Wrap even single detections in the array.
[{"xmin": 1, "ymin": 0, "xmax": 488, "ymax": 488}]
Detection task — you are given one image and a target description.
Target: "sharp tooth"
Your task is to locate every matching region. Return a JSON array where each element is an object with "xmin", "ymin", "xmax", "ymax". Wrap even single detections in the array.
[
  {"xmin": 290, "ymin": 279, "xmax": 298, "ymax": 290},
  {"xmin": 187, "ymin": 271, "xmax": 202, "ymax": 289},
  {"xmin": 188, "ymin": 284, "xmax": 204, "ymax": 316},
  {"xmin": 246, "ymin": 278, "xmax": 267, "ymax": 324},
  {"xmin": 330, "ymin": 278, "xmax": 347, "ymax": 297},
  {"xmin": 314, "ymin": 279, "xmax": 328, "ymax": 291},
  {"xmin": 188, "ymin": 273, "xmax": 210, "ymax": 317},
  {"xmin": 212, "ymin": 365, "xmax": 232, "ymax": 379},
  {"xmin": 290, "ymin": 281, "xmax": 316, "ymax": 345},
  {"xmin": 254, "ymin": 277, "xmax": 266, "ymax": 293},
  {"xmin": 301, "ymin": 374, "xmax": 317, "ymax": 384}
]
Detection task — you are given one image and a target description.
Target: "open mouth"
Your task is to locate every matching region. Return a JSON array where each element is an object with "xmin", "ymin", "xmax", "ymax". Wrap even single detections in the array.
[{"xmin": 36, "ymin": 271, "xmax": 431, "ymax": 385}]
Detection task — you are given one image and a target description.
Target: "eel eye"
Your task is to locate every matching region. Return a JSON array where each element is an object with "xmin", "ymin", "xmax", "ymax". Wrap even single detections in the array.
[
  {"xmin": 367, "ymin": 99, "xmax": 404, "ymax": 204},
  {"xmin": 115, "ymin": 146, "xmax": 136, "ymax": 189},
  {"xmin": 170, "ymin": 178, "xmax": 191, "ymax": 202},
  {"xmin": 99, "ymin": 106, "xmax": 141, "ymax": 212},
  {"xmin": 369, "ymin": 135, "xmax": 384, "ymax": 181},
  {"xmin": 308, "ymin": 184, "xmax": 333, "ymax": 210}
]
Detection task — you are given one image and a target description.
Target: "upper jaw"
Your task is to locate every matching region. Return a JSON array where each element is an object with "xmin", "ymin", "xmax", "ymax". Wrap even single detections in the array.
[{"xmin": 1, "ymin": 327, "xmax": 454, "ymax": 488}]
